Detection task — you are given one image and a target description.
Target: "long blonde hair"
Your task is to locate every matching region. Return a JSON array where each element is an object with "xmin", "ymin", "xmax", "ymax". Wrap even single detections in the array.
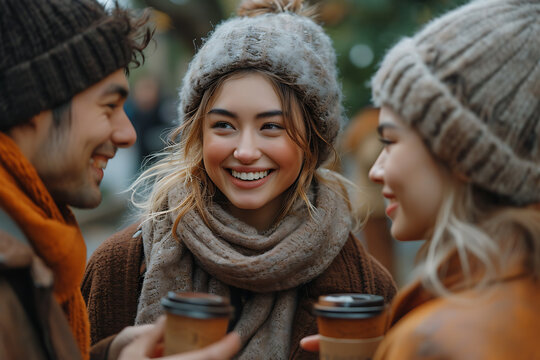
[
  {"xmin": 417, "ymin": 180, "xmax": 540, "ymax": 296},
  {"xmin": 129, "ymin": 68, "xmax": 351, "ymax": 230}
]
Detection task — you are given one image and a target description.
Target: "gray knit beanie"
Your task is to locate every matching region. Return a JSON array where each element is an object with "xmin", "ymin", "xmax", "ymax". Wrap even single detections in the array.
[
  {"xmin": 178, "ymin": 0, "xmax": 343, "ymax": 164},
  {"xmin": 0, "ymin": 0, "xmax": 136, "ymax": 130},
  {"xmin": 372, "ymin": 0, "xmax": 540, "ymax": 205}
]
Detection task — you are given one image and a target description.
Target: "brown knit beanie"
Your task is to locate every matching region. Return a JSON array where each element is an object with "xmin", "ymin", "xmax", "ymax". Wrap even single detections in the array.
[
  {"xmin": 0, "ymin": 0, "xmax": 135, "ymax": 130},
  {"xmin": 178, "ymin": 0, "xmax": 343, "ymax": 163},
  {"xmin": 372, "ymin": 0, "xmax": 540, "ymax": 206}
]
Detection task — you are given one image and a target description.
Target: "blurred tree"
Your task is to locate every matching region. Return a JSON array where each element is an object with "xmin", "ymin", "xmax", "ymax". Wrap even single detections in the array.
[
  {"xmin": 133, "ymin": 0, "xmax": 225, "ymax": 48},
  {"xmin": 322, "ymin": 0, "xmax": 468, "ymax": 117},
  {"xmin": 129, "ymin": 0, "xmax": 468, "ymax": 121}
]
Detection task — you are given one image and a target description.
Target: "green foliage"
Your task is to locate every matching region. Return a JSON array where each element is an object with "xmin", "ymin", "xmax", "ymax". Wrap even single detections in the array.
[{"xmin": 326, "ymin": 0, "xmax": 468, "ymax": 120}]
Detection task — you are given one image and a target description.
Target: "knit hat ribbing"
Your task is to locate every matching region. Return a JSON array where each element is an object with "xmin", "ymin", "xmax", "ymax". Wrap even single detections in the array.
[
  {"xmin": 178, "ymin": 2, "xmax": 343, "ymax": 163},
  {"xmin": 0, "ymin": 0, "xmax": 133, "ymax": 130},
  {"xmin": 372, "ymin": 0, "xmax": 540, "ymax": 205}
]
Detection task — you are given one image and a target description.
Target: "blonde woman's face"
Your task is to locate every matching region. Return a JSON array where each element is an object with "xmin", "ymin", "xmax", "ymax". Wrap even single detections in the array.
[
  {"xmin": 202, "ymin": 73, "xmax": 304, "ymax": 230},
  {"xmin": 368, "ymin": 106, "xmax": 448, "ymax": 241}
]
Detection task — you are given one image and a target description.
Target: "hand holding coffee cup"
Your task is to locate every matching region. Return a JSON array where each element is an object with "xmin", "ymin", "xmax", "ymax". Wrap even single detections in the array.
[
  {"xmin": 313, "ymin": 293, "xmax": 388, "ymax": 360},
  {"xmin": 161, "ymin": 292, "xmax": 234, "ymax": 356}
]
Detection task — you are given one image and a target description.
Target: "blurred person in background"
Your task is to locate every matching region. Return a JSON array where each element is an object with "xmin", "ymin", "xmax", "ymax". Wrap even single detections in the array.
[
  {"xmin": 302, "ymin": 0, "xmax": 540, "ymax": 358},
  {"xmin": 82, "ymin": 0, "xmax": 397, "ymax": 358},
  {"xmin": 125, "ymin": 73, "xmax": 171, "ymax": 170}
]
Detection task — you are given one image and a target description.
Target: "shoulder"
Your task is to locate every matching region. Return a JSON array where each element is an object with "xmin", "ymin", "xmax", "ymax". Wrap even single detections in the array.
[
  {"xmin": 0, "ymin": 231, "xmax": 34, "ymax": 270},
  {"xmin": 91, "ymin": 222, "xmax": 143, "ymax": 257},
  {"xmin": 0, "ymin": 231, "xmax": 54, "ymax": 286},
  {"xmin": 308, "ymin": 233, "xmax": 397, "ymax": 303},
  {"xmin": 82, "ymin": 222, "xmax": 144, "ymax": 297},
  {"xmin": 377, "ymin": 278, "xmax": 540, "ymax": 359},
  {"xmin": 82, "ymin": 222, "xmax": 145, "ymax": 345},
  {"xmin": 85, "ymin": 222, "xmax": 143, "ymax": 271}
]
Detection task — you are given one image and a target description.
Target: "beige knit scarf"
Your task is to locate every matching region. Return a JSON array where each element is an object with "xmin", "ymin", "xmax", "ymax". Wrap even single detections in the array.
[{"xmin": 136, "ymin": 170, "xmax": 353, "ymax": 359}]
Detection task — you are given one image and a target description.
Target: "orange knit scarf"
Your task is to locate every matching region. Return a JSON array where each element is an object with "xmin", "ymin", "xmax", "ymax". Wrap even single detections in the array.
[{"xmin": 0, "ymin": 133, "xmax": 90, "ymax": 359}]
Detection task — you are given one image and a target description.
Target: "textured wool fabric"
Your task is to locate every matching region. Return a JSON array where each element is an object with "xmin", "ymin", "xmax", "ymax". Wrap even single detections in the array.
[
  {"xmin": 81, "ymin": 223, "xmax": 398, "ymax": 359},
  {"xmin": 0, "ymin": 0, "xmax": 133, "ymax": 130},
  {"xmin": 372, "ymin": 0, "xmax": 540, "ymax": 205},
  {"xmin": 0, "ymin": 133, "xmax": 90, "ymax": 359},
  {"xmin": 136, "ymin": 170, "xmax": 354, "ymax": 359},
  {"xmin": 178, "ymin": 6, "xmax": 343, "ymax": 164},
  {"xmin": 374, "ymin": 253, "xmax": 538, "ymax": 360}
]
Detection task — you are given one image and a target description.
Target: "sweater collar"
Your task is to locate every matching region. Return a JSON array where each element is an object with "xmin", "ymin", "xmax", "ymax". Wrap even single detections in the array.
[{"xmin": 388, "ymin": 250, "xmax": 531, "ymax": 327}]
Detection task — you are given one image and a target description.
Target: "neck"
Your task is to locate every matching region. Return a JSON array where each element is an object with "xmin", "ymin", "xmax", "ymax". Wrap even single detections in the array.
[{"xmin": 225, "ymin": 195, "xmax": 286, "ymax": 232}]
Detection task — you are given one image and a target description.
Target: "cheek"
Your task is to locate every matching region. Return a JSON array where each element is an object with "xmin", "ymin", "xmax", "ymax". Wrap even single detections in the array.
[
  {"xmin": 391, "ymin": 159, "xmax": 446, "ymax": 239},
  {"xmin": 275, "ymin": 140, "xmax": 304, "ymax": 176},
  {"xmin": 202, "ymin": 134, "xmax": 227, "ymax": 166}
]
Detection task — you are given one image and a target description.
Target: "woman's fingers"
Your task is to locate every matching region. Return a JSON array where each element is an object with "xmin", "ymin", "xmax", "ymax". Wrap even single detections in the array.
[
  {"xmin": 299, "ymin": 334, "xmax": 320, "ymax": 352},
  {"xmin": 117, "ymin": 316, "xmax": 166, "ymax": 360},
  {"xmin": 162, "ymin": 332, "xmax": 241, "ymax": 360}
]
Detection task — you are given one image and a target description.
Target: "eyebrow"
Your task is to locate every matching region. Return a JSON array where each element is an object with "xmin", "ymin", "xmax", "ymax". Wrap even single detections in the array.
[
  {"xmin": 377, "ymin": 123, "xmax": 399, "ymax": 136},
  {"xmin": 207, "ymin": 108, "xmax": 283, "ymax": 119},
  {"xmin": 101, "ymin": 84, "xmax": 129, "ymax": 99}
]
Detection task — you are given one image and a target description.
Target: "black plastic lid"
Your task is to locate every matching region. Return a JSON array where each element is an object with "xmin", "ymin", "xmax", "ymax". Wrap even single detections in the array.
[
  {"xmin": 161, "ymin": 291, "xmax": 234, "ymax": 319},
  {"xmin": 313, "ymin": 293, "xmax": 386, "ymax": 319}
]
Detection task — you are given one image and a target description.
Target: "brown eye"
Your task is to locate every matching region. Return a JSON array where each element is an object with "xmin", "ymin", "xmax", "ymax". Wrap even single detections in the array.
[{"xmin": 261, "ymin": 123, "xmax": 283, "ymax": 130}]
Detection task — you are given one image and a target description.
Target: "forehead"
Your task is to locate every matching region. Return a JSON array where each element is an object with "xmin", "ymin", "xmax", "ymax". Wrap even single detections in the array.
[
  {"xmin": 74, "ymin": 69, "xmax": 129, "ymax": 103},
  {"xmin": 378, "ymin": 106, "xmax": 405, "ymax": 126},
  {"xmin": 211, "ymin": 72, "xmax": 280, "ymax": 106}
]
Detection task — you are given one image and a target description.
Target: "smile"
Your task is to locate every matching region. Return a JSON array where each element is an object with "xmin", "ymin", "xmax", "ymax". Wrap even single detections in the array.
[
  {"xmin": 231, "ymin": 169, "xmax": 270, "ymax": 181},
  {"xmin": 90, "ymin": 155, "xmax": 109, "ymax": 170}
]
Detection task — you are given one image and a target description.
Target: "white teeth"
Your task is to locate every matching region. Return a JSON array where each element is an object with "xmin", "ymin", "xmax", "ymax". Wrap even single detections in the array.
[
  {"xmin": 90, "ymin": 157, "xmax": 108, "ymax": 170},
  {"xmin": 231, "ymin": 170, "xmax": 269, "ymax": 181}
]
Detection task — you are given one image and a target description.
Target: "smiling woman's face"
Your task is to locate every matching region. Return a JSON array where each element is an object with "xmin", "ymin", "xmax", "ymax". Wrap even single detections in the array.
[
  {"xmin": 368, "ymin": 106, "xmax": 449, "ymax": 241},
  {"xmin": 202, "ymin": 72, "xmax": 304, "ymax": 230}
]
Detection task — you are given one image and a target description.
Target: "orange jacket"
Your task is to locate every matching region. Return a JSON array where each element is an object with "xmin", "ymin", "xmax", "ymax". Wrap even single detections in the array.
[{"xmin": 375, "ymin": 265, "xmax": 540, "ymax": 360}]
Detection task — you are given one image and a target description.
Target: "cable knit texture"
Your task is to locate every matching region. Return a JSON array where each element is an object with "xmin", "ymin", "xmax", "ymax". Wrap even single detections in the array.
[
  {"xmin": 371, "ymin": 0, "xmax": 540, "ymax": 205},
  {"xmin": 136, "ymin": 170, "xmax": 354, "ymax": 359},
  {"xmin": 0, "ymin": 133, "xmax": 89, "ymax": 359}
]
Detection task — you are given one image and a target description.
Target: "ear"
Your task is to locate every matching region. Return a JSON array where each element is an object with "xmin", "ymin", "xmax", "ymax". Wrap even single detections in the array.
[{"xmin": 7, "ymin": 110, "xmax": 53, "ymax": 161}]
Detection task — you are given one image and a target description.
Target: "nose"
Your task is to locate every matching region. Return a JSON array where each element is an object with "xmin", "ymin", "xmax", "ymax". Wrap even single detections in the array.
[
  {"xmin": 234, "ymin": 131, "xmax": 261, "ymax": 164},
  {"xmin": 112, "ymin": 110, "xmax": 137, "ymax": 148},
  {"xmin": 368, "ymin": 150, "xmax": 386, "ymax": 185}
]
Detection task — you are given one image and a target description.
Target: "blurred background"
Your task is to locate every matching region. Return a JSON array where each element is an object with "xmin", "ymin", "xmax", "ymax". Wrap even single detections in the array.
[{"xmin": 77, "ymin": 0, "xmax": 468, "ymax": 287}]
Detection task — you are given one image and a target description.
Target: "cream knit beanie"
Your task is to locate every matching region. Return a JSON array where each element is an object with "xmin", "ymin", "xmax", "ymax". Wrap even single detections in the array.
[
  {"xmin": 372, "ymin": 0, "xmax": 540, "ymax": 205},
  {"xmin": 178, "ymin": 0, "xmax": 343, "ymax": 164}
]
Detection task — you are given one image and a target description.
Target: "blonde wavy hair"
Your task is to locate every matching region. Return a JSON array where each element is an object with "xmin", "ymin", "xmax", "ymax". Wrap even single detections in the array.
[
  {"xmin": 129, "ymin": 68, "xmax": 355, "ymax": 231},
  {"xmin": 416, "ymin": 179, "xmax": 540, "ymax": 296}
]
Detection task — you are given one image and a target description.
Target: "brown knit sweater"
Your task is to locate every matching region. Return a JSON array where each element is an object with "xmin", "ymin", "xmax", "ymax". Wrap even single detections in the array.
[{"xmin": 82, "ymin": 223, "xmax": 397, "ymax": 359}]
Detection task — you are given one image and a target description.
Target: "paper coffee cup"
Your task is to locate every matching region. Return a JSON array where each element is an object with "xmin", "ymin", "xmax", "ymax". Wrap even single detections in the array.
[
  {"xmin": 161, "ymin": 291, "xmax": 234, "ymax": 356},
  {"xmin": 313, "ymin": 294, "xmax": 388, "ymax": 360}
]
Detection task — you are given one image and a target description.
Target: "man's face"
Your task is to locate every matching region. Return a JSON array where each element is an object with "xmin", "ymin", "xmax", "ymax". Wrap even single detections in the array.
[{"xmin": 33, "ymin": 70, "xmax": 136, "ymax": 208}]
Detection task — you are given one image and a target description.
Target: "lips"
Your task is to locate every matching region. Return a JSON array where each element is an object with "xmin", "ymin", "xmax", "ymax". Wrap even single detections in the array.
[
  {"xmin": 382, "ymin": 192, "xmax": 398, "ymax": 217},
  {"xmin": 385, "ymin": 201, "xmax": 398, "ymax": 217},
  {"xmin": 90, "ymin": 155, "xmax": 109, "ymax": 170},
  {"xmin": 90, "ymin": 154, "xmax": 112, "ymax": 183}
]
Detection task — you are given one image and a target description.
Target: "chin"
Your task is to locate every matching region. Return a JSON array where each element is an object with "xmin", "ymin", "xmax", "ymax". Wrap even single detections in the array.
[
  {"xmin": 391, "ymin": 228, "xmax": 422, "ymax": 242},
  {"xmin": 72, "ymin": 193, "xmax": 102, "ymax": 209},
  {"xmin": 232, "ymin": 202, "xmax": 263, "ymax": 210}
]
